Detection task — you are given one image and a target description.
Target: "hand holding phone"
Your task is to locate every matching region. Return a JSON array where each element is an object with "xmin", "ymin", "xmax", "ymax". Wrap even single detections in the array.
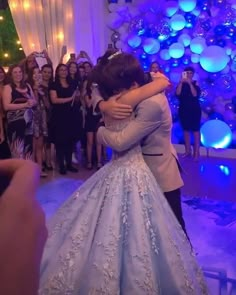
[
  {"xmin": 61, "ymin": 45, "xmax": 67, "ymax": 56},
  {"xmin": 182, "ymin": 71, "xmax": 187, "ymax": 79}
]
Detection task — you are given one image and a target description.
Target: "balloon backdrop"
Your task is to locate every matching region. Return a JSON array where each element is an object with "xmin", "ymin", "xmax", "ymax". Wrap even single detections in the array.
[{"xmin": 106, "ymin": 0, "xmax": 236, "ymax": 148}]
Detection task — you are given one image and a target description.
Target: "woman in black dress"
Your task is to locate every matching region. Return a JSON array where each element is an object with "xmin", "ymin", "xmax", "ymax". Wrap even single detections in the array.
[
  {"xmin": 49, "ymin": 64, "xmax": 78, "ymax": 175},
  {"xmin": 2, "ymin": 65, "xmax": 36, "ymax": 159},
  {"xmin": 176, "ymin": 66, "xmax": 201, "ymax": 161}
]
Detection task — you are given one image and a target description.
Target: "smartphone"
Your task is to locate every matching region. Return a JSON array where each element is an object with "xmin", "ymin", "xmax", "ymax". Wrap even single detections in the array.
[
  {"xmin": 182, "ymin": 71, "xmax": 187, "ymax": 79},
  {"xmin": 61, "ymin": 45, "xmax": 67, "ymax": 55}
]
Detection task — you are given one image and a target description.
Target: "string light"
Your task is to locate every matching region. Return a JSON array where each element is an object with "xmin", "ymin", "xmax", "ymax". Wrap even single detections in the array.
[
  {"xmin": 16, "ymin": 40, "xmax": 21, "ymax": 44},
  {"xmin": 19, "ymin": 47, "xmax": 23, "ymax": 51},
  {"xmin": 0, "ymin": 16, "xmax": 4, "ymax": 21},
  {"xmin": 4, "ymin": 53, "xmax": 9, "ymax": 58},
  {"xmin": 57, "ymin": 32, "xmax": 64, "ymax": 41},
  {"xmin": 23, "ymin": 2, "xmax": 30, "ymax": 10}
]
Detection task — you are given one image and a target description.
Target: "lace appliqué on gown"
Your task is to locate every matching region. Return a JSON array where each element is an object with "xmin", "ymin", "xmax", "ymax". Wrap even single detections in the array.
[{"xmin": 39, "ymin": 116, "xmax": 208, "ymax": 295}]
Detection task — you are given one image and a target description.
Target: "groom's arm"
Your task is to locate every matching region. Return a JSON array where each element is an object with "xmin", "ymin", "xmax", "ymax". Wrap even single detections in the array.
[
  {"xmin": 91, "ymin": 87, "xmax": 132, "ymax": 118},
  {"xmin": 97, "ymin": 99, "xmax": 161, "ymax": 152}
]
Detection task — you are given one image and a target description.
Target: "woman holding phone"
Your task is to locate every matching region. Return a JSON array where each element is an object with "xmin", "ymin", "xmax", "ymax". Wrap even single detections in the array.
[{"xmin": 176, "ymin": 66, "xmax": 201, "ymax": 161}]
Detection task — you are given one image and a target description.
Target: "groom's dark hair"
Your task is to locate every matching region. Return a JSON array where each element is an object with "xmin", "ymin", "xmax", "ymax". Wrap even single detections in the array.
[{"xmin": 99, "ymin": 53, "xmax": 145, "ymax": 99}]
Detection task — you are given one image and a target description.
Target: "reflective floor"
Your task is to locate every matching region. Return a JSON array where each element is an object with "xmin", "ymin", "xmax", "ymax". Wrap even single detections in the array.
[{"xmin": 37, "ymin": 153, "xmax": 236, "ymax": 295}]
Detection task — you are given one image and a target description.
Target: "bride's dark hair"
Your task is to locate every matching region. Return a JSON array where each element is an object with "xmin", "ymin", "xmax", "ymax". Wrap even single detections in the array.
[
  {"xmin": 86, "ymin": 49, "xmax": 118, "ymax": 99},
  {"xmin": 98, "ymin": 53, "xmax": 145, "ymax": 100}
]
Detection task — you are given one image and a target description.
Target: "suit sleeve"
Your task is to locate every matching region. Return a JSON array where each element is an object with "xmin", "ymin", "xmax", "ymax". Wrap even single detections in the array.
[{"xmin": 97, "ymin": 99, "xmax": 162, "ymax": 152}]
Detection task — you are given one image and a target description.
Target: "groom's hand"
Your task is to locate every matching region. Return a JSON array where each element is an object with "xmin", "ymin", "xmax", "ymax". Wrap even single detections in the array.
[{"xmin": 99, "ymin": 95, "xmax": 132, "ymax": 119}]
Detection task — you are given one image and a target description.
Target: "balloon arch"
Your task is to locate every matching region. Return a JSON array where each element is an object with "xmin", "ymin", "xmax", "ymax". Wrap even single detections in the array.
[{"xmin": 106, "ymin": 0, "xmax": 236, "ymax": 149}]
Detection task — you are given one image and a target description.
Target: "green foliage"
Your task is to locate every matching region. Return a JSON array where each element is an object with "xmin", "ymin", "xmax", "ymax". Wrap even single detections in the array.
[{"xmin": 0, "ymin": 7, "xmax": 25, "ymax": 67}]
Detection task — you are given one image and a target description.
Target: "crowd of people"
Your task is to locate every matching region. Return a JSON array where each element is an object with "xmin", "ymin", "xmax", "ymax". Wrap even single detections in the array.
[{"xmin": 0, "ymin": 50, "xmax": 113, "ymax": 177}]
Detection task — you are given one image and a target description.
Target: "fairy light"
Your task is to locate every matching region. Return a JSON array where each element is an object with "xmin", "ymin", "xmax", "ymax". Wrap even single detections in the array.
[
  {"xmin": 57, "ymin": 32, "xmax": 64, "ymax": 41},
  {"xmin": 4, "ymin": 53, "xmax": 9, "ymax": 58},
  {"xmin": 16, "ymin": 40, "xmax": 21, "ymax": 45},
  {"xmin": 23, "ymin": 1, "xmax": 30, "ymax": 10},
  {"xmin": 19, "ymin": 47, "xmax": 23, "ymax": 51},
  {"xmin": 0, "ymin": 16, "xmax": 4, "ymax": 21}
]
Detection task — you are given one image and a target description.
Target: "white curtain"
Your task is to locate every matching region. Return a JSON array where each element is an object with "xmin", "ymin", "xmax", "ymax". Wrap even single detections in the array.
[{"xmin": 9, "ymin": 0, "xmax": 108, "ymax": 66}]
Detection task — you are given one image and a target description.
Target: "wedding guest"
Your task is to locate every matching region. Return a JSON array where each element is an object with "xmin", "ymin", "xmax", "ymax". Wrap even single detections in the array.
[
  {"xmin": 41, "ymin": 64, "xmax": 54, "ymax": 170},
  {"xmin": 28, "ymin": 67, "xmax": 48, "ymax": 176},
  {"xmin": 2, "ymin": 65, "xmax": 36, "ymax": 159},
  {"xmin": 49, "ymin": 64, "xmax": 78, "ymax": 174},
  {"xmin": 176, "ymin": 66, "xmax": 201, "ymax": 161}
]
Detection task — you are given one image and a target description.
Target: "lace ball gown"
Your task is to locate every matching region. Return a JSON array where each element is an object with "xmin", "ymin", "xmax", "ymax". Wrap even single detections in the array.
[{"xmin": 39, "ymin": 116, "xmax": 208, "ymax": 295}]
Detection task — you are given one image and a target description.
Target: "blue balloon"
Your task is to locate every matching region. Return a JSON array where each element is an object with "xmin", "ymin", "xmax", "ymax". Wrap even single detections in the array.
[
  {"xmin": 200, "ymin": 120, "xmax": 232, "ymax": 148},
  {"xmin": 178, "ymin": 33, "xmax": 191, "ymax": 47},
  {"xmin": 160, "ymin": 49, "xmax": 171, "ymax": 60},
  {"xmin": 169, "ymin": 42, "xmax": 185, "ymax": 59},
  {"xmin": 143, "ymin": 38, "xmax": 160, "ymax": 54},
  {"xmin": 169, "ymin": 14, "xmax": 186, "ymax": 31},
  {"xmin": 127, "ymin": 34, "xmax": 142, "ymax": 48},
  {"xmin": 179, "ymin": 0, "xmax": 197, "ymax": 12},
  {"xmin": 190, "ymin": 37, "xmax": 206, "ymax": 54},
  {"xmin": 165, "ymin": 1, "xmax": 179, "ymax": 17},
  {"xmin": 200, "ymin": 46, "xmax": 229, "ymax": 73}
]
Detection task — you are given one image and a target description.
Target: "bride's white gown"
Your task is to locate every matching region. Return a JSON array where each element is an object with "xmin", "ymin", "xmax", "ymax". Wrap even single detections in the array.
[{"xmin": 39, "ymin": 115, "xmax": 208, "ymax": 294}]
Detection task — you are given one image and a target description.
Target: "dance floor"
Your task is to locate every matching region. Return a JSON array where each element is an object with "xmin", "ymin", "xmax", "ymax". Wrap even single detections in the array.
[{"xmin": 38, "ymin": 154, "xmax": 236, "ymax": 295}]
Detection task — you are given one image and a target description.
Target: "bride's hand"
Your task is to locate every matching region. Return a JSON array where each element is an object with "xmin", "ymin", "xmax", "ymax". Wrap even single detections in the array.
[{"xmin": 150, "ymin": 72, "xmax": 171, "ymax": 89}]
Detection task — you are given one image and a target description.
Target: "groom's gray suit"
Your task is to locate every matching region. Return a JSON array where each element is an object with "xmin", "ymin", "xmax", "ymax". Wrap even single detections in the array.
[{"xmin": 96, "ymin": 92, "xmax": 187, "ymax": 233}]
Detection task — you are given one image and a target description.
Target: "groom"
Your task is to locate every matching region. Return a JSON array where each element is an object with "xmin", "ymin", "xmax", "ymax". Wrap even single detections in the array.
[{"xmin": 94, "ymin": 89, "xmax": 187, "ymax": 235}]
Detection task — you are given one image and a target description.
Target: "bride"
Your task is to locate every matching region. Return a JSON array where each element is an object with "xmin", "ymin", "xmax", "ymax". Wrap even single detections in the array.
[{"xmin": 39, "ymin": 52, "xmax": 208, "ymax": 294}]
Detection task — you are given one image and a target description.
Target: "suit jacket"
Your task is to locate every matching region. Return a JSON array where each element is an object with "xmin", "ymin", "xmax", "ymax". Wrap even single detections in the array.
[{"xmin": 97, "ymin": 93, "xmax": 184, "ymax": 193}]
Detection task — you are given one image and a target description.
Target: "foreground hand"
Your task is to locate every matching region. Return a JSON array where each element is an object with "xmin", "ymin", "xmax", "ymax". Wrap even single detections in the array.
[
  {"xmin": 101, "ymin": 96, "xmax": 132, "ymax": 119},
  {"xmin": 0, "ymin": 159, "xmax": 47, "ymax": 295}
]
